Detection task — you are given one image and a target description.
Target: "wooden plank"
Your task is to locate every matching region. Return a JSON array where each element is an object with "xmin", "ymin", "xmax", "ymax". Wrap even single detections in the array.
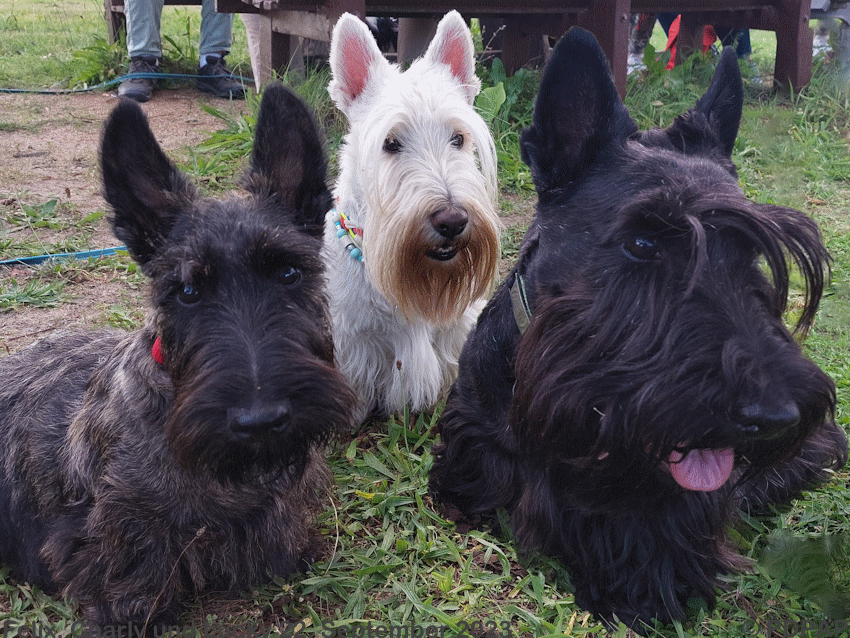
[{"xmin": 266, "ymin": 9, "xmax": 329, "ymax": 39}]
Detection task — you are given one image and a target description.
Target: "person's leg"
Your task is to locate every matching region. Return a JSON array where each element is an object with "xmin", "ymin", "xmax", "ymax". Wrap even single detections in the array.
[
  {"xmin": 119, "ymin": 0, "xmax": 164, "ymax": 102},
  {"xmin": 657, "ymin": 13, "xmax": 676, "ymax": 36},
  {"xmin": 199, "ymin": 0, "xmax": 233, "ymax": 59},
  {"xmin": 714, "ymin": 27, "xmax": 751, "ymax": 58},
  {"xmin": 734, "ymin": 29, "xmax": 752, "ymax": 58},
  {"xmin": 197, "ymin": 0, "xmax": 245, "ymax": 98},
  {"xmin": 125, "ymin": 0, "xmax": 164, "ymax": 58}
]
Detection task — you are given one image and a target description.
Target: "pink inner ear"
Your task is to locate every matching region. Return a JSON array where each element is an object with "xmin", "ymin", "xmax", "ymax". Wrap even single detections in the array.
[
  {"xmin": 437, "ymin": 30, "xmax": 470, "ymax": 83},
  {"xmin": 340, "ymin": 37, "xmax": 376, "ymax": 102}
]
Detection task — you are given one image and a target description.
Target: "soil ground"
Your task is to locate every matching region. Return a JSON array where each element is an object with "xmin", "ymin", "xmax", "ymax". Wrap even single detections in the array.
[{"xmin": 0, "ymin": 88, "xmax": 251, "ymax": 353}]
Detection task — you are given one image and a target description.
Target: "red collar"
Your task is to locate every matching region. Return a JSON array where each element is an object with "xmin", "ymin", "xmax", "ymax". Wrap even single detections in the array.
[{"xmin": 151, "ymin": 335, "xmax": 164, "ymax": 365}]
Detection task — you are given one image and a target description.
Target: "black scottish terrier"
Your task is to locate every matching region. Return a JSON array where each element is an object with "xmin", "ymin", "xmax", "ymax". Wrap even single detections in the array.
[
  {"xmin": 430, "ymin": 29, "xmax": 848, "ymax": 627},
  {"xmin": 0, "ymin": 86, "xmax": 354, "ymax": 630}
]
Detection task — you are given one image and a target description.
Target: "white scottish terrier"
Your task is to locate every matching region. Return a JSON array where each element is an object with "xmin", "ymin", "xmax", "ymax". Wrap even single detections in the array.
[{"xmin": 325, "ymin": 10, "xmax": 502, "ymax": 424}]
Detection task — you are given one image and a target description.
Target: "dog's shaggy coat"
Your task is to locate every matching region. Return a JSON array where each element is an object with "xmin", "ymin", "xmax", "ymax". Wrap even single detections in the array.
[
  {"xmin": 0, "ymin": 86, "xmax": 354, "ymax": 630},
  {"xmin": 324, "ymin": 11, "xmax": 502, "ymax": 424},
  {"xmin": 430, "ymin": 29, "xmax": 848, "ymax": 627}
]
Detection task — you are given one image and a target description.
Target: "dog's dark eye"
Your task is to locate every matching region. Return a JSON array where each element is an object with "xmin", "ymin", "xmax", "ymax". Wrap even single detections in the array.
[
  {"xmin": 450, "ymin": 132, "xmax": 464, "ymax": 148},
  {"xmin": 383, "ymin": 136, "xmax": 402, "ymax": 153},
  {"xmin": 622, "ymin": 237, "xmax": 660, "ymax": 262},
  {"xmin": 178, "ymin": 284, "xmax": 201, "ymax": 305},
  {"xmin": 280, "ymin": 265, "xmax": 301, "ymax": 286}
]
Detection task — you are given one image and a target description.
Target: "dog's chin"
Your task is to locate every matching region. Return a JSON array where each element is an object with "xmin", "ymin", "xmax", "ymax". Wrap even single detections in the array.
[
  {"xmin": 202, "ymin": 441, "xmax": 311, "ymax": 484},
  {"xmin": 169, "ymin": 419, "xmax": 314, "ymax": 483}
]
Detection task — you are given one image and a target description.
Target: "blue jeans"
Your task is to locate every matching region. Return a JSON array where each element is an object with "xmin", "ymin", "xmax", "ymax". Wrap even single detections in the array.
[{"xmin": 125, "ymin": 0, "xmax": 233, "ymax": 59}]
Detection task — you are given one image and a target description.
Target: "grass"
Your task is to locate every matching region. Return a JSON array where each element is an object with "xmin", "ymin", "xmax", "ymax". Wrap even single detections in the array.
[
  {"xmin": 1, "ymin": 197, "xmax": 103, "ymax": 263},
  {"xmin": 1, "ymin": 5, "xmax": 850, "ymax": 637},
  {"xmin": 0, "ymin": 278, "xmax": 66, "ymax": 311}
]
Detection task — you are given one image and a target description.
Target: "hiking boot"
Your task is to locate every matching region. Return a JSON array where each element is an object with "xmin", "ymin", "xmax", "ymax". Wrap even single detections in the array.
[
  {"xmin": 118, "ymin": 56, "xmax": 160, "ymax": 103},
  {"xmin": 197, "ymin": 55, "xmax": 245, "ymax": 99}
]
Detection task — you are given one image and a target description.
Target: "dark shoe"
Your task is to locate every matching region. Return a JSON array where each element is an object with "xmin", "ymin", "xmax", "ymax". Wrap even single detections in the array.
[
  {"xmin": 118, "ymin": 56, "xmax": 160, "ymax": 103},
  {"xmin": 197, "ymin": 56, "xmax": 245, "ymax": 99}
]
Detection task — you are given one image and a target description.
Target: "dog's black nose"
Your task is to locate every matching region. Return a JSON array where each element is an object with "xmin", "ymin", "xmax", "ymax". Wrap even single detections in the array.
[
  {"xmin": 734, "ymin": 401, "xmax": 800, "ymax": 440},
  {"xmin": 228, "ymin": 402, "xmax": 291, "ymax": 436},
  {"xmin": 430, "ymin": 208, "xmax": 467, "ymax": 239}
]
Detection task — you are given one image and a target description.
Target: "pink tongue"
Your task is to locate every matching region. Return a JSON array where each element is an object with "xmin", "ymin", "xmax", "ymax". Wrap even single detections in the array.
[{"xmin": 668, "ymin": 448, "xmax": 734, "ymax": 491}]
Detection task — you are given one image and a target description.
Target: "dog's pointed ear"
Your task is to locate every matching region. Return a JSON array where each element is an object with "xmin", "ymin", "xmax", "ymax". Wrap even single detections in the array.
[
  {"xmin": 329, "ymin": 13, "xmax": 387, "ymax": 114},
  {"xmin": 246, "ymin": 83, "xmax": 331, "ymax": 238},
  {"xmin": 692, "ymin": 46, "xmax": 743, "ymax": 157},
  {"xmin": 664, "ymin": 48, "xmax": 742, "ymax": 161},
  {"xmin": 520, "ymin": 28, "xmax": 637, "ymax": 195},
  {"xmin": 101, "ymin": 99, "xmax": 197, "ymax": 268},
  {"xmin": 423, "ymin": 10, "xmax": 479, "ymax": 104}
]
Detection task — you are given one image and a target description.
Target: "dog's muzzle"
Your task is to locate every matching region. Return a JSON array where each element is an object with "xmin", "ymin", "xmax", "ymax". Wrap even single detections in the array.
[
  {"xmin": 427, "ymin": 208, "xmax": 467, "ymax": 261},
  {"xmin": 227, "ymin": 401, "xmax": 291, "ymax": 438},
  {"xmin": 734, "ymin": 401, "xmax": 801, "ymax": 441},
  {"xmin": 667, "ymin": 399, "xmax": 802, "ymax": 492}
]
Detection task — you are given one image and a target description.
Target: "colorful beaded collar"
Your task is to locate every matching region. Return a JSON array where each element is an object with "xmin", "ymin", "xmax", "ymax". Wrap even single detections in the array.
[{"xmin": 333, "ymin": 209, "xmax": 364, "ymax": 262}]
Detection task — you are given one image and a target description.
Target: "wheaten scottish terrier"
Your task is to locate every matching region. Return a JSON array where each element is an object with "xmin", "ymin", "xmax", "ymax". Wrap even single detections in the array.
[{"xmin": 325, "ymin": 11, "xmax": 502, "ymax": 424}]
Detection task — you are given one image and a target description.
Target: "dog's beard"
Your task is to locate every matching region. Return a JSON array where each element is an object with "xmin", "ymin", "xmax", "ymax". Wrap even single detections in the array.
[
  {"xmin": 162, "ymin": 341, "xmax": 353, "ymax": 482},
  {"xmin": 366, "ymin": 209, "xmax": 499, "ymax": 324},
  {"xmin": 363, "ymin": 182, "xmax": 500, "ymax": 325}
]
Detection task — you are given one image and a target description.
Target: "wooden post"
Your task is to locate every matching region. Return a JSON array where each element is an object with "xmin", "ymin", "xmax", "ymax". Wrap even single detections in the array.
[
  {"xmin": 104, "ymin": 0, "xmax": 126, "ymax": 44},
  {"xmin": 774, "ymin": 0, "xmax": 812, "ymax": 92},
  {"xmin": 578, "ymin": 0, "xmax": 631, "ymax": 97},
  {"xmin": 398, "ymin": 17, "xmax": 438, "ymax": 66}
]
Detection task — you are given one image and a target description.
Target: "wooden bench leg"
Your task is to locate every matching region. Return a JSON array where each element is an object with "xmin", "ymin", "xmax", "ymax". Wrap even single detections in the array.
[
  {"xmin": 578, "ymin": 0, "xmax": 631, "ymax": 97},
  {"xmin": 774, "ymin": 0, "xmax": 812, "ymax": 92},
  {"xmin": 500, "ymin": 17, "xmax": 541, "ymax": 74},
  {"xmin": 242, "ymin": 13, "xmax": 275, "ymax": 89},
  {"xmin": 398, "ymin": 17, "xmax": 438, "ymax": 66},
  {"xmin": 268, "ymin": 31, "xmax": 304, "ymax": 79},
  {"xmin": 104, "ymin": 0, "xmax": 126, "ymax": 44}
]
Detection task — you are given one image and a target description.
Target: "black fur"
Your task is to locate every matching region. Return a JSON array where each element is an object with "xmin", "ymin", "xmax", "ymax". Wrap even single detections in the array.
[
  {"xmin": 430, "ymin": 29, "xmax": 848, "ymax": 628},
  {"xmin": 366, "ymin": 17, "xmax": 399, "ymax": 53},
  {"xmin": 0, "ymin": 85, "xmax": 354, "ymax": 632}
]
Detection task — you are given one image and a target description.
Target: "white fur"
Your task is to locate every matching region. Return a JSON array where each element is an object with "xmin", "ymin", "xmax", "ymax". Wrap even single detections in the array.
[{"xmin": 325, "ymin": 11, "xmax": 501, "ymax": 424}]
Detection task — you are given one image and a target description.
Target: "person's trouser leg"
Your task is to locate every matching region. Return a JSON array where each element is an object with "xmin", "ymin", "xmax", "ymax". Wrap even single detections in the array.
[
  {"xmin": 125, "ymin": 0, "xmax": 165, "ymax": 59},
  {"xmin": 197, "ymin": 0, "xmax": 244, "ymax": 98},
  {"xmin": 199, "ymin": 0, "xmax": 233, "ymax": 58}
]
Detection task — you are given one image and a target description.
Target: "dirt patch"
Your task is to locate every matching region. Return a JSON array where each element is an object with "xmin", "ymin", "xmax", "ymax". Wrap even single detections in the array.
[{"xmin": 0, "ymin": 88, "xmax": 251, "ymax": 353}]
